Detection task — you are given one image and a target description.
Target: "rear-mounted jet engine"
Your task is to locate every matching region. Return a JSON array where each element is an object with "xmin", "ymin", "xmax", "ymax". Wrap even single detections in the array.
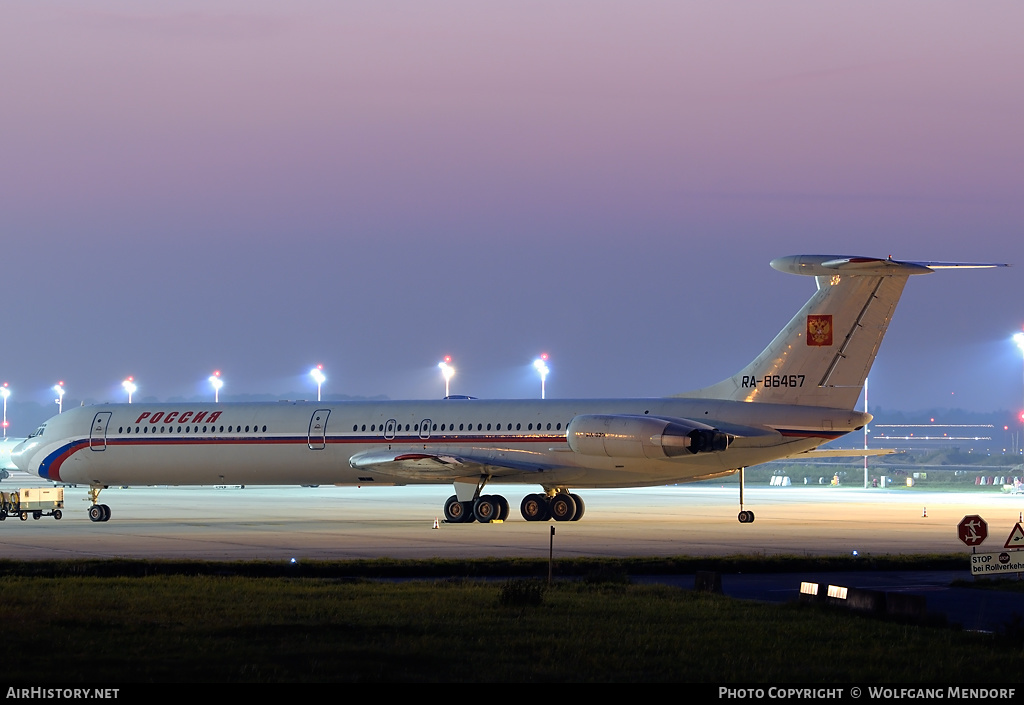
[{"xmin": 567, "ymin": 414, "xmax": 729, "ymax": 460}]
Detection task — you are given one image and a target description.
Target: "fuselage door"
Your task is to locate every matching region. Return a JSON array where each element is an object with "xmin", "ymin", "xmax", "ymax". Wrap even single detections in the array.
[
  {"xmin": 308, "ymin": 409, "xmax": 330, "ymax": 450},
  {"xmin": 384, "ymin": 419, "xmax": 397, "ymax": 440},
  {"xmin": 90, "ymin": 411, "xmax": 112, "ymax": 451},
  {"xmin": 419, "ymin": 419, "xmax": 432, "ymax": 440}
]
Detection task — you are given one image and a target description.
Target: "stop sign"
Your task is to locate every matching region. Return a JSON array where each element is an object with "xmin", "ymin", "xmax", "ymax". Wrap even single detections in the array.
[{"xmin": 957, "ymin": 515, "xmax": 987, "ymax": 546}]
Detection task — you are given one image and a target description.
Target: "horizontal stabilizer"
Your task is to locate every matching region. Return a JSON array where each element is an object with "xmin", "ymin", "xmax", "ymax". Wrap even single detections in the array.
[
  {"xmin": 793, "ymin": 448, "xmax": 897, "ymax": 458},
  {"xmin": 771, "ymin": 255, "xmax": 1007, "ymax": 277}
]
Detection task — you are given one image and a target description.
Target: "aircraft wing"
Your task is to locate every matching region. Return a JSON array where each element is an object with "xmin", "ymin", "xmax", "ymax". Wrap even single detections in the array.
[{"xmin": 348, "ymin": 448, "xmax": 555, "ymax": 480}]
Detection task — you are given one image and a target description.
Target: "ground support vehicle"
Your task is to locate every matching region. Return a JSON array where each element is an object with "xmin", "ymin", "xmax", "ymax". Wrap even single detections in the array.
[{"xmin": 0, "ymin": 488, "xmax": 64, "ymax": 521}]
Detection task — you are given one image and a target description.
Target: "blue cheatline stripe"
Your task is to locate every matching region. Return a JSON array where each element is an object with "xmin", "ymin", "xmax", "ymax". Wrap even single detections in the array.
[{"xmin": 32, "ymin": 434, "xmax": 568, "ymax": 480}]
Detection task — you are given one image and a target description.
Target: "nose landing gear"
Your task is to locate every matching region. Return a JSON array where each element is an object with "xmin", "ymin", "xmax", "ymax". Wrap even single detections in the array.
[{"xmin": 88, "ymin": 486, "xmax": 111, "ymax": 523}]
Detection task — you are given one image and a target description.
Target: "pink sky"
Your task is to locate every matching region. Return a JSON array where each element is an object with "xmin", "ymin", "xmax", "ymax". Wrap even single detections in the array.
[{"xmin": 0, "ymin": 2, "xmax": 1020, "ymax": 425}]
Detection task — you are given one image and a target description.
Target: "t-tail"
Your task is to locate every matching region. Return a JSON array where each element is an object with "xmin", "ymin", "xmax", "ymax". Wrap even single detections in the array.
[{"xmin": 679, "ymin": 255, "xmax": 1007, "ymax": 410}]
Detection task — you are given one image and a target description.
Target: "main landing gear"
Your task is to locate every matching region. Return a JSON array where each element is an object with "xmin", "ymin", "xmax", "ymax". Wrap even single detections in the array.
[
  {"xmin": 442, "ymin": 484, "xmax": 586, "ymax": 523},
  {"xmin": 88, "ymin": 486, "xmax": 112, "ymax": 523},
  {"xmin": 520, "ymin": 491, "xmax": 585, "ymax": 522},
  {"xmin": 444, "ymin": 494, "xmax": 510, "ymax": 523},
  {"xmin": 737, "ymin": 466, "xmax": 755, "ymax": 523}
]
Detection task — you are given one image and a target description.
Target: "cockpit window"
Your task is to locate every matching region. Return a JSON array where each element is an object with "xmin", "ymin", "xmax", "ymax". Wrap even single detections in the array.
[{"xmin": 27, "ymin": 424, "xmax": 46, "ymax": 439}]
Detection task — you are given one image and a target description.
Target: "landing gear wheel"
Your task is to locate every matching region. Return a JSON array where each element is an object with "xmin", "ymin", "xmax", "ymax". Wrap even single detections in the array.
[
  {"xmin": 738, "ymin": 510, "xmax": 755, "ymax": 524},
  {"xmin": 101, "ymin": 505, "xmax": 111, "ymax": 522},
  {"xmin": 569, "ymin": 494, "xmax": 585, "ymax": 521},
  {"xmin": 473, "ymin": 496, "xmax": 499, "ymax": 523},
  {"xmin": 520, "ymin": 494, "xmax": 550, "ymax": 522},
  {"xmin": 88, "ymin": 505, "xmax": 104, "ymax": 523},
  {"xmin": 444, "ymin": 495, "xmax": 471, "ymax": 524},
  {"xmin": 33, "ymin": 512, "xmax": 41, "ymax": 520},
  {"xmin": 549, "ymin": 494, "xmax": 577, "ymax": 522},
  {"xmin": 495, "ymin": 495, "xmax": 510, "ymax": 521},
  {"xmin": 53, "ymin": 510, "xmax": 62, "ymax": 521},
  {"xmin": 20, "ymin": 512, "xmax": 27, "ymax": 521}
]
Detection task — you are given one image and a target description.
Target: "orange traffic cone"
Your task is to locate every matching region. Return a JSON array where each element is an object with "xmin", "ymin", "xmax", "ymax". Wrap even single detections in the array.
[
  {"xmin": 922, "ymin": 507, "xmax": 927, "ymax": 518},
  {"xmin": 433, "ymin": 517, "xmax": 440, "ymax": 529}
]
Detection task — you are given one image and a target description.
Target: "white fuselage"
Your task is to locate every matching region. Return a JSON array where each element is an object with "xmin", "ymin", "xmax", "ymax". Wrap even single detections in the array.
[{"xmin": 11, "ymin": 398, "xmax": 865, "ymax": 490}]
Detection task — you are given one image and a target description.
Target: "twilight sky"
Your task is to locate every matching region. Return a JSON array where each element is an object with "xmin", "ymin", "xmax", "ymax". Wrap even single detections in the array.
[{"xmin": 1, "ymin": 2, "xmax": 1021, "ymax": 431}]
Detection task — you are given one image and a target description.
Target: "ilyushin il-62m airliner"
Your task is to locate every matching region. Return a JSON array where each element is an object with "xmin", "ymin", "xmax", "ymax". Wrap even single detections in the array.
[{"xmin": 10, "ymin": 255, "xmax": 1005, "ymax": 525}]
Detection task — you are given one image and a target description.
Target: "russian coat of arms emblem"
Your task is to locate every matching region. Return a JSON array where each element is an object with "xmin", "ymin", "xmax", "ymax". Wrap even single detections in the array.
[{"xmin": 807, "ymin": 314, "xmax": 833, "ymax": 346}]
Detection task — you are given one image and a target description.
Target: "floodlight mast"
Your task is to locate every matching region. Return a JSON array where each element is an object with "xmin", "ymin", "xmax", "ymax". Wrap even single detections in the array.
[
  {"xmin": 533, "ymin": 354, "xmax": 550, "ymax": 400},
  {"xmin": 438, "ymin": 356, "xmax": 455, "ymax": 398},
  {"xmin": 0, "ymin": 384, "xmax": 9, "ymax": 437},
  {"xmin": 310, "ymin": 365, "xmax": 326, "ymax": 402},
  {"xmin": 122, "ymin": 377, "xmax": 137, "ymax": 404},
  {"xmin": 1014, "ymin": 331, "xmax": 1024, "ymax": 450},
  {"xmin": 53, "ymin": 382, "xmax": 65, "ymax": 414},
  {"xmin": 209, "ymin": 371, "xmax": 223, "ymax": 403}
]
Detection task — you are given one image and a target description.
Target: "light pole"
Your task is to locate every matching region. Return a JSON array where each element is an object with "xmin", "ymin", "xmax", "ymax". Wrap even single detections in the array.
[
  {"xmin": 209, "ymin": 371, "xmax": 223, "ymax": 403},
  {"xmin": 1014, "ymin": 331, "xmax": 1024, "ymax": 453},
  {"xmin": 533, "ymin": 354, "xmax": 550, "ymax": 400},
  {"xmin": 122, "ymin": 376, "xmax": 137, "ymax": 404},
  {"xmin": 863, "ymin": 377, "xmax": 869, "ymax": 488},
  {"xmin": 0, "ymin": 384, "xmax": 9, "ymax": 437},
  {"xmin": 54, "ymin": 382, "xmax": 65, "ymax": 414},
  {"xmin": 310, "ymin": 365, "xmax": 326, "ymax": 402},
  {"xmin": 438, "ymin": 356, "xmax": 455, "ymax": 398},
  {"xmin": 1014, "ymin": 331, "xmax": 1024, "ymax": 393}
]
